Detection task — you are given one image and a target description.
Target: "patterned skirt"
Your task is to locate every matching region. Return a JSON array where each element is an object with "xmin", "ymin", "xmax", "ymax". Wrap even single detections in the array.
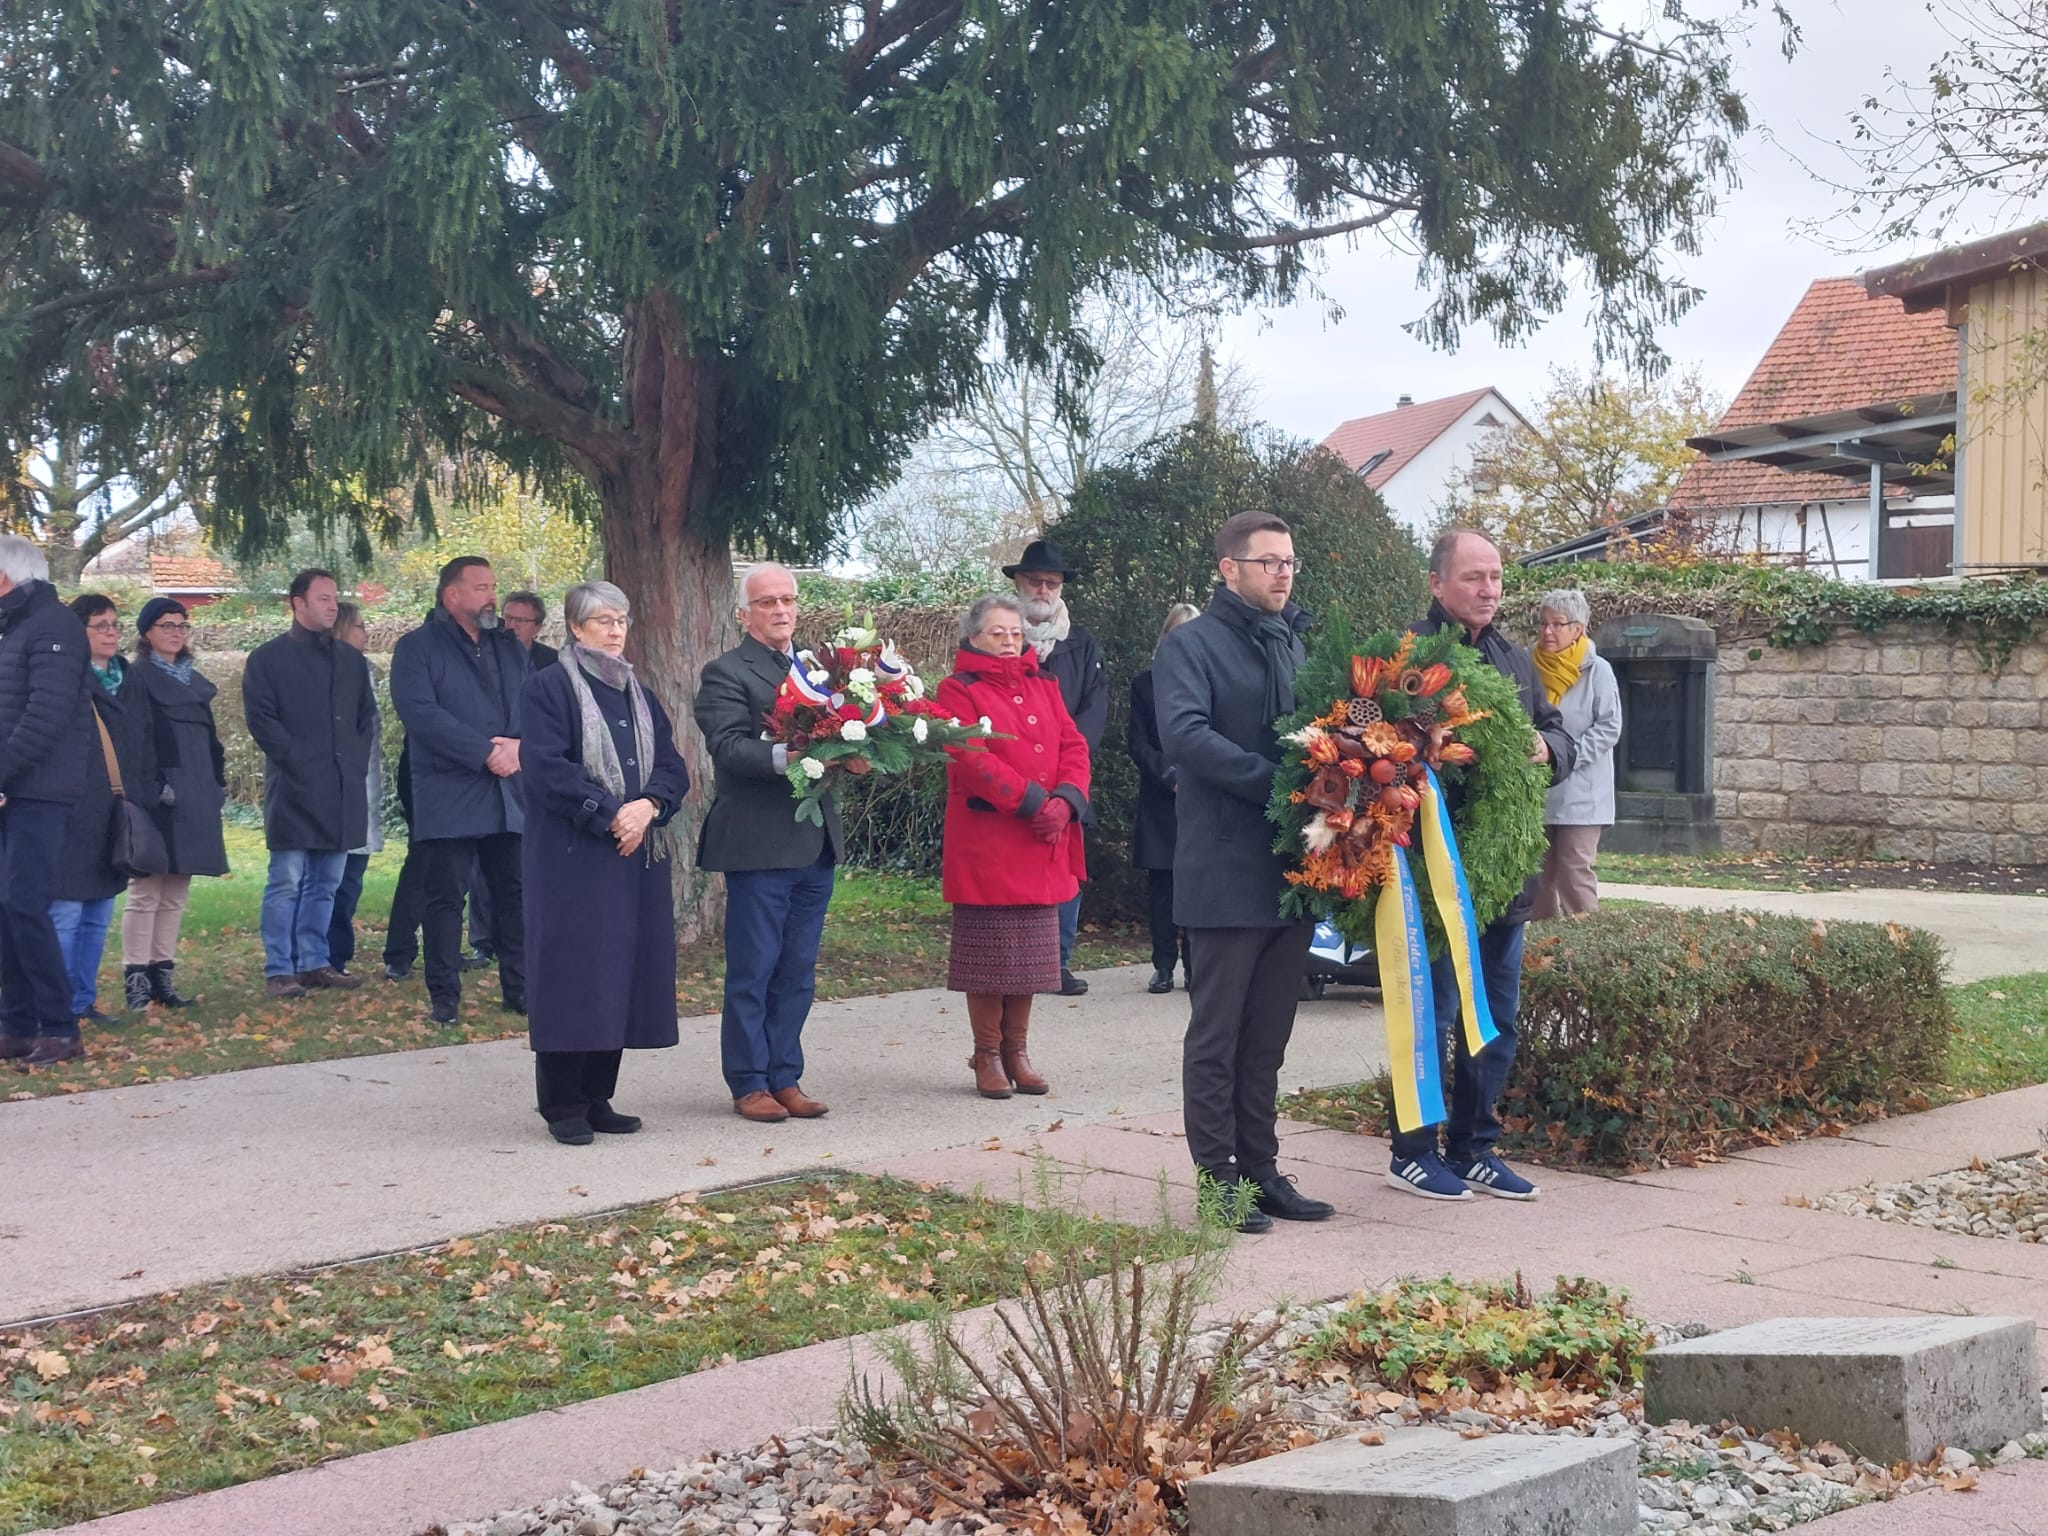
[{"xmin": 947, "ymin": 904, "xmax": 1062, "ymax": 995}]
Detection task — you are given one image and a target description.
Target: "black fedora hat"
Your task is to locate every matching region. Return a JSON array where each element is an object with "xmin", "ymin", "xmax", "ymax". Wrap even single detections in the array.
[{"xmin": 1001, "ymin": 538, "xmax": 1080, "ymax": 581}]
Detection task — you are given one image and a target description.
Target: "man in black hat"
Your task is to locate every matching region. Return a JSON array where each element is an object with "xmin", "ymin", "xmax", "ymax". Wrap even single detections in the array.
[{"xmin": 1003, "ymin": 538, "xmax": 1105, "ymax": 996}]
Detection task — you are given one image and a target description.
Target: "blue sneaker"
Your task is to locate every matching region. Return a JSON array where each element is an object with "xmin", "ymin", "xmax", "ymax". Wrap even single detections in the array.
[
  {"xmin": 1455, "ymin": 1151, "xmax": 1540, "ymax": 1200},
  {"xmin": 1385, "ymin": 1151, "xmax": 1474, "ymax": 1201}
]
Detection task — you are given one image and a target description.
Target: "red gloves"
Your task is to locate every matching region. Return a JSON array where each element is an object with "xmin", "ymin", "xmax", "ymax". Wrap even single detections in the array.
[{"xmin": 1030, "ymin": 796, "xmax": 1073, "ymax": 844}]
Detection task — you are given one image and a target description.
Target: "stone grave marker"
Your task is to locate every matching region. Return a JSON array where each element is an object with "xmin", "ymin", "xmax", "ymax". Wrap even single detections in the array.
[
  {"xmin": 1644, "ymin": 1315, "xmax": 2038, "ymax": 1463},
  {"xmin": 1188, "ymin": 1426, "xmax": 1635, "ymax": 1536}
]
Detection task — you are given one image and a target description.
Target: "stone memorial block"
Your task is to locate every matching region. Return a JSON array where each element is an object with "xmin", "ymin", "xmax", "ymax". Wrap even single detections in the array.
[
  {"xmin": 1188, "ymin": 1426, "xmax": 1636, "ymax": 1536},
  {"xmin": 1644, "ymin": 1315, "xmax": 2039, "ymax": 1463}
]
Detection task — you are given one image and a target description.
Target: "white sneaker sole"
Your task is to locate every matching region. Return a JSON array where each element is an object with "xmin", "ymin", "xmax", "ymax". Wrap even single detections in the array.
[
  {"xmin": 1384, "ymin": 1170, "xmax": 1475, "ymax": 1201},
  {"xmin": 1461, "ymin": 1174, "xmax": 1541, "ymax": 1201}
]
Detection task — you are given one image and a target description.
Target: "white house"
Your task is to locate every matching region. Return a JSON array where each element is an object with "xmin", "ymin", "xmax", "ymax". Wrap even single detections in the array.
[{"xmin": 1319, "ymin": 387, "xmax": 1528, "ymax": 539}]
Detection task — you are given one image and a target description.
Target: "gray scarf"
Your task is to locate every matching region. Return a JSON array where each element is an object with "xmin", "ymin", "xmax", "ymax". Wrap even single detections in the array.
[
  {"xmin": 1022, "ymin": 596, "xmax": 1071, "ymax": 662},
  {"xmin": 561, "ymin": 642, "xmax": 667, "ymax": 862}
]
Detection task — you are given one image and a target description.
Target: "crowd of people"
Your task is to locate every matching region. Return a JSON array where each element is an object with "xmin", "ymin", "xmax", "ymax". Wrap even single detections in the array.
[{"xmin": 0, "ymin": 524, "xmax": 1622, "ymax": 1220}]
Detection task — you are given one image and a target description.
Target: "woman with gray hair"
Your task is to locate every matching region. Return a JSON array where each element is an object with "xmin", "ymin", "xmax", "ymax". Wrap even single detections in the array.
[
  {"xmin": 517, "ymin": 579, "xmax": 690, "ymax": 1143},
  {"xmin": 1530, "ymin": 588, "xmax": 1622, "ymax": 918}
]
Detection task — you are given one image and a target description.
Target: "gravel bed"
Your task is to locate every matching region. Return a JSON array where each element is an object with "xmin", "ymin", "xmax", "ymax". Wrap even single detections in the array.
[
  {"xmin": 1816, "ymin": 1150, "xmax": 2048, "ymax": 1243},
  {"xmin": 437, "ymin": 1302, "xmax": 2048, "ymax": 1536}
]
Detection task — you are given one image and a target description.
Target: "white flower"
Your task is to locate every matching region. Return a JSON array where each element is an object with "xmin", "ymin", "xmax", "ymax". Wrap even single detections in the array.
[
  {"xmin": 806, "ymin": 668, "xmax": 830, "ymax": 686},
  {"xmin": 1302, "ymin": 815, "xmax": 1337, "ymax": 853},
  {"xmin": 912, "ymin": 717, "xmax": 929, "ymax": 743},
  {"xmin": 903, "ymin": 675, "xmax": 925, "ymax": 701},
  {"xmin": 978, "ymin": 715, "xmax": 994, "ymax": 735},
  {"xmin": 840, "ymin": 719, "xmax": 868, "ymax": 743},
  {"xmin": 947, "ymin": 716, "xmax": 961, "ymax": 728},
  {"xmin": 800, "ymin": 757, "xmax": 826, "ymax": 781},
  {"xmin": 1283, "ymin": 725, "xmax": 1330, "ymax": 748},
  {"xmin": 847, "ymin": 667, "xmax": 875, "ymax": 687}
]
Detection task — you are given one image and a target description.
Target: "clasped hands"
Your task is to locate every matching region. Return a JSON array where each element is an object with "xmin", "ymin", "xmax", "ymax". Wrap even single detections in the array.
[
  {"xmin": 486, "ymin": 736, "xmax": 522, "ymax": 777},
  {"xmin": 611, "ymin": 796, "xmax": 658, "ymax": 857},
  {"xmin": 1029, "ymin": 795, "xmax": 1072, "ymax": 845}
]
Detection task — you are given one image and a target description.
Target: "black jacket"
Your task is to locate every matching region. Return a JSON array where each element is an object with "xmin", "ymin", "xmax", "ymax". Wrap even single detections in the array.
[
  {"xmin": 243, "ymin": 623, "xmax": 379, "ymax": 851},
  {"xmin": 389, "ymin": 608, "xmax": 530, "ymax": 840},
  {"xmin": 0, "ymin": 579, "xmax": 91, "ymax": 805},
  {"xmin": 1153, "ymin": 588, "xmax": 1312, "ymax": 929},
  {"xmin": 54, "ymin": 672, "xmax": 157, "ymax": 902},
  {"xmin": 1125, "ymin": 669, "xmax": 1178, "ymax": 871},
  {"xmin": 1410, "ymin": 600, "xmax": 1576, "ymax": 928},
  {"xmin": 529, "ymin": 640, "xmax": 560, "ymax": 672},
  {"xmin": 693, "ymin": 635, "xmax": 844, "ymax": 872},
  {"xmin": 1038, "ymin": 624, "xmax": 1108, "ymax": 750},
  {"xmin": 127, "ymin": 659, "xmax": 230, "ymax": 877}
]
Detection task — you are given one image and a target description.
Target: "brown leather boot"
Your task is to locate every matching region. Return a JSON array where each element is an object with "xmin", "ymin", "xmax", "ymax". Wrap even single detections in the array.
[
  {"xmin": 1000, "ymin": 1015, "xmax": 1049, "ymax": 1096},
  {"xmin": 969, "ymin": 1010, "xmax": 1011, "ymax": 1099}
]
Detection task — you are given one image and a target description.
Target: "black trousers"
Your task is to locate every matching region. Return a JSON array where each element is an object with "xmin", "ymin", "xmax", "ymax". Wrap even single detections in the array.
[
  {"xmin": 382, "ymin": 839, "xmax": 427, "ymax": 968},
  {"xmin": 535, "ymin": 1049, "xmax": 622, "ymax": 1126},
  {"xmin": 420, "ymin": 832, "xmax": 524, "ymax": 1009},
  {"xmin": 1181, "ymin": 922, "xmax": 1314, "ymax": 1182},
  {"xmin": 1146, "ymin": 869, "xmax": 1191, "ymax": 975},
  {"xmin": 0, "ymin": 799, "xmax": 76, "ymax": 1039}
]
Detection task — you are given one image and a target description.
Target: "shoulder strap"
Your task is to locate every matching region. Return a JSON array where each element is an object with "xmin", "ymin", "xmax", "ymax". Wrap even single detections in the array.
[{"xmin": 93, "ymin": 705, "xmax": 124, "ymax": 797}]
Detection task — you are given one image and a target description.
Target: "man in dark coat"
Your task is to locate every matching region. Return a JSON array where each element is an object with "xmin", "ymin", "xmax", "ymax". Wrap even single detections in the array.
[
  {"xmin": 694, "ymin": 561, "xmax": 841, "ymax": 1124},
  {"xmin": 244, "ymin": 569, "xmax": 377, "ymax": 997},
  {"xmin": 389, "ymin": 556, "xmax": 531, "ymax": 1024},
  {"xmin": 1154, "ymin": 511, "xmax": 1331, "ymax": 1233},
  {"xmin": 503, "ymin": 590, "xmax": 560, "ymax": 673},
  {"xmin": 1386, "ymin": 528, "xmax": 1577, "ymax": 1205},
  {"xmin": 0, "ymin": 535, "xmax": 93, "ymax": 1067},
  {"xmin": 1004, "ymin": 538, "xmax": 1105, "ymax": 995}
]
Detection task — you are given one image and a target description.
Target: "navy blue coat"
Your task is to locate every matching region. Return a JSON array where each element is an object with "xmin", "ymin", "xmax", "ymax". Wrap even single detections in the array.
[
  {"xmin": 0, "ymin": 579, "xmax": 91, "ymax": 805},
  {"xmin": 1126, "ymin": 669, "xmax": 1177, "ymax": 872},
  {"xmin": 519, "ymin": 660, "xmax": 688, "ymax": 1053},
  {"xmin": 243, "ymin": 624, "xmax": 377, "ymax": 851},
  {"xmin": 55, "ymin": 671, "xmax": 157, "ymax": 902},
  {"xmin": 126, "ymin": 660, "xmax": 230, "ymax": 877},
  {"xmin": 389, "ymin": 609, "xmax": 529, "ymax": 840}
]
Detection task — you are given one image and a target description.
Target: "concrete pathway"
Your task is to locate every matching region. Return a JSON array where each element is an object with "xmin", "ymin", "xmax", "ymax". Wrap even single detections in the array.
[
  {"xmin": 1602, "ymin": 883, "xmax": 2048, "ymax": 984},
  {"xmin": 60, "ymin": 1084, "xmax": 2048, "ymax": 1536}
]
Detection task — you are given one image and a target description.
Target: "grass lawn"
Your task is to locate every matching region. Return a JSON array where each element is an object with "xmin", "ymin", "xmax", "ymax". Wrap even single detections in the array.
[
  {"xmin": 6, "ymin": 825, "xmax": 1144, "ymax": 1101},
  {"xmin": 0, "ymin": 1173, "xmax": 1198, "ymax": 1534}
]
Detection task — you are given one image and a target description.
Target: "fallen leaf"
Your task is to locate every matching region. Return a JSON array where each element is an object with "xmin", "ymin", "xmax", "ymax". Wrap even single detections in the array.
[
  {"xmin": 1356, "ymin": 1430, "xmax": 1385, "ymax": 1446},
  {"xmin": 28, "ymin": 1350, "xmax": 69, "ymax": 1382}
]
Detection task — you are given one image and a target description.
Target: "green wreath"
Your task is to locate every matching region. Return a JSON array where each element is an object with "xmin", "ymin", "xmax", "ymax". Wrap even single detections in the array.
[{"xmin": 1268, "ymin": 614, "xmax": 1551, "ymax": 955}]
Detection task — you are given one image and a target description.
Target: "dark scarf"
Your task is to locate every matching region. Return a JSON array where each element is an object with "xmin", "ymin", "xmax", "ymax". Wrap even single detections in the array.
[{"xmin": 1208, "ymin": 583, "xmax": 1303, "ymax": 726}]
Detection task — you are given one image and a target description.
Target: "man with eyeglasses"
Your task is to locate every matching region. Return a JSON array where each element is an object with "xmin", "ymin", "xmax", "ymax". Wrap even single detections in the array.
[
  {"xmin": 692, "ymin": 562, "xmax": 839, "ymax": 1124},
  {"xmin": 501, "ymin": 591, "xmax": 559, "ymax": 672},
  {"xmin": 390, "ymin": 556, "xmax": 532, "ymax": 1024},
  {"xmin": 1152, "ymin": 510, "xmax": 1331, "ymax": 1233}
]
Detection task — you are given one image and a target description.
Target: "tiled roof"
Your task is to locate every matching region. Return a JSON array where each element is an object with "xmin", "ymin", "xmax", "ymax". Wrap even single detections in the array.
[
  {"xmin": 1320, "ymin": 388, "xmax": 1504, "ymax": 489},
  {"xmin": 1670, "ymin": 278, "xmax": 1956, "ymax": 510},
  {"xmin": 149, "ymin": 554, "xmax": 232, "ymax": 592}
]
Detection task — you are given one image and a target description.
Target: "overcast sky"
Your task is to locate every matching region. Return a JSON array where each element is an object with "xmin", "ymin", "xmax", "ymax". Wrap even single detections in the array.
[{"xmin": 1219, "ymin": 0, "xmax": 1999, "ymax": 440}]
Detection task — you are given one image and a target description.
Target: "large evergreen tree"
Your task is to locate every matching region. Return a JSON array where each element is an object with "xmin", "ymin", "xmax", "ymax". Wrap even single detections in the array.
[{"xmin": 1, "ymin": 0, "xmax": 1767, "ymax": 930}]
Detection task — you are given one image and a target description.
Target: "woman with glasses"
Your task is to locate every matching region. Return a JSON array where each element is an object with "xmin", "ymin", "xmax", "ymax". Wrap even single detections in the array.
[
  {"xmin": 49, "ymin": 595, "xmax": 156, "ymax": 1026},
  {"xmin": 517, "ymin": 581, "xmax": 688, "ymax": 1144},
  {"xmin": 1529, "ymin": 589, "xmax": 1622, "ymax": 918},
  {"xmin": 121, "ymin": 598, "xmax": 229, "ymax": 1008}
]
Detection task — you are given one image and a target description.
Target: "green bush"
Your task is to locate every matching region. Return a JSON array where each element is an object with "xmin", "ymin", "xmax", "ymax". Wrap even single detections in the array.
[
  {"xmin": 1506, "ymin": 905, "xmax": 1951, "ymax": 1167},
  {"xmin": 1053, "ymin": 424, "xmax": 1427, "ymax": 920}
]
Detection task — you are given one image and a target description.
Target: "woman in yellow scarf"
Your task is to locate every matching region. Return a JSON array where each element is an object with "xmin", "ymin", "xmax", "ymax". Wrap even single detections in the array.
[{"xmin": 1530, "ymin": 590, "xmax": 1622, "ymax": 918}]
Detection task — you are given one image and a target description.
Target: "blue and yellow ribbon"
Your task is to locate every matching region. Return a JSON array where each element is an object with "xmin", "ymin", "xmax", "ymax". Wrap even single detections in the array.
[
  {"xmin": 1376, "ymin": 843, "xmax": 1446, "ymax": 1134},
  {"xmin": 1416, "ymin": 765, "xmax": 1499, "ymax": 1056}
]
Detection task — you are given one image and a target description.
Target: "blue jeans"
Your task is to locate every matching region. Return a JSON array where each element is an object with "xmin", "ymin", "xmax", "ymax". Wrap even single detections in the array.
[
  {"xmin": 720, "ymin": 853, "xmax": 835, "ymax": 1098},
  {"xmin": 328, "ymin": 852, "xmax": 371, "ymax": 972},
  {"xmin": 260, "ymin": 849, "xmax": 349, "ymax": 976},
  {"xmin": 1057, "ymin": 893, "xmax": 1081, "ymax": 970},
  {"xmin": 50, "ymin": 897, "xmax": 116, "ymax": 1017},
  {"xmin": 1389, "ymin": 919, "xmax": 1526, "ymax": 1162}
]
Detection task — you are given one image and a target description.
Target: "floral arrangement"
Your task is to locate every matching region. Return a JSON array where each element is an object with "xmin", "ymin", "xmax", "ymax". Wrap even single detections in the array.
[
  {"xmin": 767, "ymin": 616, "xmax": 995, "ymax": 824},
  {"xmin": 1269, "ymin": 618, "xmax": 1549, "ymax": 951}
]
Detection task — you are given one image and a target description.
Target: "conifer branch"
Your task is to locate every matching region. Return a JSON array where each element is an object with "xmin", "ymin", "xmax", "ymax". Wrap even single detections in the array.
[
  {"xmin": 19, "ymin": 268, "xmax": 237, "ymax": 330},
  {"xmin": 437, "ymin": 353, "xmax": 620, "ymax": 472}
]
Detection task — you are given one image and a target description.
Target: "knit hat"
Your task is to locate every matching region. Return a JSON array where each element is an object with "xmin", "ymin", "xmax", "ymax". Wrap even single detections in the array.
[{"xmin": 136, "ymin": 597, "xmax": 188, "ymax": 636}]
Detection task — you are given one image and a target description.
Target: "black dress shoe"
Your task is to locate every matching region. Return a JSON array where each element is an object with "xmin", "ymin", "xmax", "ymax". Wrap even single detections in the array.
[
  {"xmin": 548, "ymin": 1117, "xmax": 594, "ymax": 1146},
  {"xmin": 1199, "ymin": 1170, "xmax": 1274, "ymax": 1234},
  {"xmin": 0, "ymin": 1034, "xmax": 35, "ymax": 1062},
  {"xmin": 1254, "ymin": 1174, "xmax": 1335, "ymax": 1222},
  {"xmin": 1058, "ymin": 970, "xmax": 1089, "ymax": 996},
  {"xmin": 383, "ymin": 962, "xmax": 413, "ymax": 981},
  {"xmin": 429, "ymin": 999, "xmax": 458, "ymax": 1025},
  {"xmin": 500, "ymin": 995, "xmax": 527, "ymax": 1016},
  {"xmin": 1146, "ymin": 968, "xmax": 1173, "ymax": 994},
  {"xmin": 588, "ymin": 1104, "xmax": 642, "ymax": 1135}
]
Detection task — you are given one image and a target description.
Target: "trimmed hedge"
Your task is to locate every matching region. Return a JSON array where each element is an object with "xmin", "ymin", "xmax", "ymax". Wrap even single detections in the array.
[{"xmin": 1504, "ymin": 906, "xmax": 1951, "ymax": 1168}]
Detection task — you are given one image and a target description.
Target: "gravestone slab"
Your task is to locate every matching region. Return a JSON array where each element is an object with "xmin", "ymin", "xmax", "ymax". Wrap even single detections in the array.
[
  {"xmin": 1644, "ymin": 1315, "xmax": 2038, "ymax": 1463},
  {"xmin": 1187, "ymin": 1427, "xmax": 1635, "ymax": 1536}
]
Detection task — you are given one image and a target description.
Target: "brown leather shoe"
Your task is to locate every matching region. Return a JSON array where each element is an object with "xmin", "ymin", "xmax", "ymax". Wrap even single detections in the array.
[
  {"xmin": 24, "ymin": 1035, "xmax": 84, "ymax": 1067},
  {"xmin": 0, "ymin": 1034, "xmax": 33, "ymax": 1062},
  {"xmin": 772, "ymin": 1085, "xmax": 829, "ymax": 1118},
  {"xmin": 733, "ymin": 1090, "xmax": 791, "ymax": 1123},
  {"xmin": 265, "ymin": 975, "xmax": 309, "ymax": 999},
  {"xmin": 298, "ymin": 967, "xmax": 364, "ymax": 990}
]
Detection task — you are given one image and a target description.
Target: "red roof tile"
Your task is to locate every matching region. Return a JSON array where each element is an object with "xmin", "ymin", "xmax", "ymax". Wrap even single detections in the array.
[
  {"xmin": 1670, "ymin": 278, "xmax": 1956, "ymax": 510},
  {"xmin": 149, "ymin": 554, "xmax": 232, "ymax": 592},
  {"xmin": 1321, "ymin": 388, "xmax": 1506, "ymax": 489}
]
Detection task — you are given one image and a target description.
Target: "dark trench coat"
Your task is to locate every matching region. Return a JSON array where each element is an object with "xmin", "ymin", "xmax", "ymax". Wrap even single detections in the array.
[
  {"xmin": 124, "ymin": 660, "xmax": 230, "ymax": 878},
  {"xmin": 53, "ymin": 674, "xmax": 158, "ymax": 903},
  {"xmin": 242, "ymin": 624, "xmax": 378, "ymax": 851},
  {"xmin": 518, "ymin": 660, "xmax": 689, "ymax": 1054}
]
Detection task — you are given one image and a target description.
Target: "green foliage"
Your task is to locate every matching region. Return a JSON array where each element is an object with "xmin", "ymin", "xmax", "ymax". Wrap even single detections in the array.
[
  {"xmin": 1054, "ymin": 424, "xmax": 1427, "ymax": 918},
  {"xmin": 1267, "ymin": 615, "xmax": 1549, "ymax": 950},
  {"xmin": 1942, "ymin": 971, "xmax": 2048, "ymax": 1099},
  {"xmin": 1298, "ymin": 1276, "xmax": 1652, "ymax": 1399},
  {"xmin": 1500, "ymin": 563, "xmax": 2048, "ymax": 671},
  {"xmin": 836, "ymin": 768, "xmax": 949, "ymax": 878},
  {"xmin": 798, "ymin": 568, "xmax": 993, "ymax": 612}
]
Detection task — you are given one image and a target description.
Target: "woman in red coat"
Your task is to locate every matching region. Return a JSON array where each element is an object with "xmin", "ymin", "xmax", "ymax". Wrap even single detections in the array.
[{"xmin": 938, "ymin": 594, "xmax": 1091, "ymax": 1099}]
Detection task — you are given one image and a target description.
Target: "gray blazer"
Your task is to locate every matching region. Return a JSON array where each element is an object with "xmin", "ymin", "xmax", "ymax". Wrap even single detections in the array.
[
  {"xmin": 1153, "ymin": 594, "xmax": 1311, "ymax": 929},
  {"xmin": 1544, "ymin": 642, "xmax": 1622, "ymax": 826},
  {"xmin": 693, "ymin": 635, "xmax": 845, "ymax": 872}
]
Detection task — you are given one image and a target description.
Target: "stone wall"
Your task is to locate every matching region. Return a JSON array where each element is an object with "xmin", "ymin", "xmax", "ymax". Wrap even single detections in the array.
[{"xmin": 1712, "ymin": 624, "xmax": 2048, "ymax": 862}]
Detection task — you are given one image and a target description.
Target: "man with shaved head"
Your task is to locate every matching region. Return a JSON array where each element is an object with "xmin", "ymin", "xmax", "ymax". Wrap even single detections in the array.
[{"xmin": 693, "ymin": 562, "xmax": 840, "ymax": 1123}]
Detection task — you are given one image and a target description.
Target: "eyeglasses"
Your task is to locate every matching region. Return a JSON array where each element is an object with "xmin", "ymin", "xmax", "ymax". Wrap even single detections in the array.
[
  {"xmin": 152, "ymin": 621, "xmax": 191, "ymax": 634},
  {"xmin": 85, "ymin": 621, "xmax": 121, "ymax": 635},
  {"xmin": 1535, "ymin": 617, "xmax": 1583, "ymax": 631},
  {"xmin": 1228, "ymin": 555, "xmax": 1305, "ymax": 576},
  {"xmin": 748, "ymin": 594, "xmax": 798, "ymax": 611},
  {"xmin": 581, "ymin": 613, "xmax": 631, "ymax": 631}
]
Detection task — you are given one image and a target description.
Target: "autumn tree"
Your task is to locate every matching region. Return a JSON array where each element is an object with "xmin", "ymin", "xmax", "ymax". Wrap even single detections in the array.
[
  {"xmin": 1443, "ymin": 366, "xmax": 1722, "ymax": 555},
  {"xmin": 2, "ymin": 0, "xmax": 1773, "ymax": 931}
]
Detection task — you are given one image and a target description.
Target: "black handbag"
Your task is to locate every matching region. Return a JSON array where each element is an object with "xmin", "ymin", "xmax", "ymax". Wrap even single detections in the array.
[{"xmin": 95, "ymin": 709, "xmax": 170, "ymax": 878}]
